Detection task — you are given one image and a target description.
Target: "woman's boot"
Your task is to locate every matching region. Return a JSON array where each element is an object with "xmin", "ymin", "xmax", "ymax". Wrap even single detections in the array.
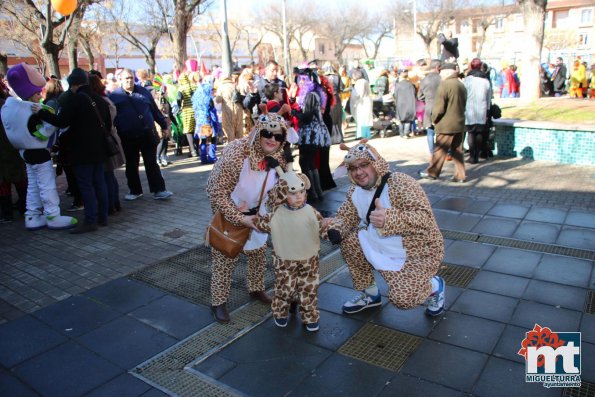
[
  {"xmin": 0, "ymin": 196, "xmax": 13, "ymax": 223},
  {"xmin": 311, "ymin": 169, "xmax": 324, "ymax": 201},
  {"xmin": 306, "ymin": 171, "xmax": 319, "ymax": 202}
]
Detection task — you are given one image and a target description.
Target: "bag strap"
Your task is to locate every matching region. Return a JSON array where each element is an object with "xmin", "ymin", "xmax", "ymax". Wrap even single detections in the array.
[
  {"xmin": 80, "ymin": 92, "xmax": 108, "ymax": 135},
  {"xmin": 365, "ymin": 172, "xmax": 391, "ymax": 225}
]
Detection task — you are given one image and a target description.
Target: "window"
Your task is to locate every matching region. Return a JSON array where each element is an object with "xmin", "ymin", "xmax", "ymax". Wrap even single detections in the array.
[
  {"xmin": 579, "ymin": 33, "xmax": 589, "ymax": 47},
  {"xmin": 514, "ymin": 14, "xmax": 524, "ymax": 31},
  {"xmin": 553, "ymin": 10, "xmax": 569, "ymax": 29},
  {"xmin": 495, "ymin": 17, "xmax": 504, "ymax": 31},
  {"xmin": 581, "ymin": 9, "xmax": 592, "ymax": 26},
  {"xmin": 319, "ymin": 43, "xmax": 325, "ymax": 54},
  {"xmin": 472, "ymin": 19, "xmax": 479, "ymax": 33}
]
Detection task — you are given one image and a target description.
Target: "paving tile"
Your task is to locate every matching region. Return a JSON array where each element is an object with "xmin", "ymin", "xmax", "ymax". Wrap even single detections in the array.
[
  {"xmin": 523, "ymin": 280, "xmax": 587, "ymax": 311},
  {"xmin": 580, "ymin": 314, "xmax": 595, "ymax": 345},
  {"xmin": 260, "ymin": 309, "xmax": 365, "ymax": 351},
  {"xmin": 0, "ymin": 370, "xmax": 38, "ymax": 397},
  {"xmin": 433, "ymin": 197, "xmax": 473, "ymax": 212},
  {"xmin": 371, "ymin": 304, "xmax": 442, "ymax": 337},
  {"xmin": 84, "ymin": 373, "xmax": 152, "ymax": 397},
  {"xmin": 216, "ymin": 326, "xmax": 332, "ymax": 396},
  {"xmin": 139, "ymin": 387, "xmax": 170, "ymax": 397},
  {"xmin": 433, "ymin": 210, "xmax": 482, "ymax": 232},
  {"xmin": 487, "ymin": 203, "xmax": 530, "ymax": 219},
  {"xmin": 565, "ymin": 210, "xmax": 595, "ymax": 228},
  {"xmin": 525, "ymin": 206, "xmax": 568, "ymax": 224},
  {"xmin": 82, "ymin": 278, "xmax": 166, "ymax": 314},
  {"xmin": 473, "ymin": 357, "xmax": 561, "ymax": 397},
  {"xmin": 468, "ymin": 271, "xmax": 530, "ymax": 298},
  {"xmin": 0, "ymin": 315, "xmax": 67, "ymax": 368},
  {"xmin": 129, "ymin": 295, "xmax": 213, "ymax": 340},
  {"xmin": 290, "ymin": 353, "xmax": 395, "ymax": 397},
  {"xmin": 493, "ymin": 324, "xmax": 530, "ymax": 364},
  {"xmin": 557, "ymin": 226, "xmax": 595, "ymax": 250},
  {"xmin": 471, "ymin": 216, "xmax": 520, "ymax": 237},
  {"xmin": 450, "ymin": 289, "xmax": 519, "ymax": 323},
  {"xmin": 444, "ymin": 241, "xmax": 496, "ymax": 268},
  {"xmin": 402, "ymin": 339, "xmax": 488, "ymax": 392},
  {"xmin": 76, "ymin": 316, "xmax": 177, "ymax": 369},
  {"xmin": 483, "ymin": 247, "xmax": 542, "ymax": 278},
  {"xmin": 13, "ymin": 341, "xmax": 122, "ymax": 397},
  {"xmin": 510, "ymin": 301, "xmax": 582, "ymax": 331},
  {"xmin": 32, "ymin": 295, "xmax": 121, "ymax": 338},
  {"xmin": 582, "ymin": 342, "xmax": 595, "ymax": 383},
  {"xmin": 533, "ymin": 255, "xmax": 593, "ymax": 288},
  {"xmin": 378, "ymin": 373, "xmax": 466, "ymax": 397},
  {"xmin": 428, "ymin": 312, "xmax": 505, "ymax": 354},
  {"xmin": 512, "ymin": 221, "xmax": 561, "ymax": 244},
  {"xmin": 192, "ymin": 353, "xmax": 237, "ymax": 379}
]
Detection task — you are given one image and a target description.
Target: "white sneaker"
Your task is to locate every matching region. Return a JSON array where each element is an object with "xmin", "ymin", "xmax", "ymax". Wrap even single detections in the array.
[
  {"xmin": 124, "ymin": 193, "xmax": 143, "ymax": 201},
  {"xmin": 425, "ymin": 276, "xmax": 445, "ymax": 316},
  {"xmin": 342, "ymin": 291, "xmax": 382, "ymax": 314},
  {"xmin": 153, "ymin": 190, "xmax": 173, "ymax": 200},
  {"xmin": 25, "ymin": 214, "xmax": 47, "ymax": 230},
  {"xmin": 46, "ymin": 215, "xmax": 78, "ymax": 230}
]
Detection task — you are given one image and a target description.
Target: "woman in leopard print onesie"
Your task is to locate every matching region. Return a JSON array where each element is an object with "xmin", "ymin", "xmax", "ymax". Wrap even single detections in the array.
[
  {"xmin": 326, "ymin": 142, "xmax": 446, "ymax": 316},
  {"xmin": 206, "ymin": 113, "xmax": 291, "ymax": 323}
]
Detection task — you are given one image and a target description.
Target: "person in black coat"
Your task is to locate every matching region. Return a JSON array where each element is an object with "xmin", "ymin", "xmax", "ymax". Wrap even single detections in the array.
[
  {"xmin": 34, "ymin": 68, "xmax": 111, "ymax": 234},
  {"xmin": 551, "ymin": 57, "xmax": 568, "ymax": 97}
]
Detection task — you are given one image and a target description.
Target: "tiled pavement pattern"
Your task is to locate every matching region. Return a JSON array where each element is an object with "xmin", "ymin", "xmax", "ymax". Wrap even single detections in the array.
[{"xmin": 0, "ymin": 132, "xmax": 593, "ymax": 396}]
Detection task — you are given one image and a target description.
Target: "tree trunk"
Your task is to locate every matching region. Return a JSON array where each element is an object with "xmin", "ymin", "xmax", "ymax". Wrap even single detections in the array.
[
  {"xmin": 147, "ymin": 49, "xmax": 157, "ymax": 76},
  {"xmin": 68, "ymin": 40, "xmax": 78, "ymax": 71},
  {"xmin": 0, "ymin": 53, "xmax": 7, "ymax": 76},
  {"xmin": 519, "ymin": 0, "xmax": 546, "ymax": 100},
  {"xmin": 173, "ymin": 4, "xmax": 192, "ymax": 72},
  {"xmin": 45, "ymin": 44, "xmax": 62, "ymax": 78},
  {"xmin": 80, "ymin": 40, "xmax": 95, "ymax": 68}
]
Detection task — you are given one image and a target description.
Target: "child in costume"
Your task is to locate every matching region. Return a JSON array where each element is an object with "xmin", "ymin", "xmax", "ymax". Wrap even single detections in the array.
[
  {"xmin": 1, "ymin": 63, "xmax": 77, "ymax": 230},
  {"xmin": 255, "ymin": 160, "xmax": 329, "ymax": 332}
]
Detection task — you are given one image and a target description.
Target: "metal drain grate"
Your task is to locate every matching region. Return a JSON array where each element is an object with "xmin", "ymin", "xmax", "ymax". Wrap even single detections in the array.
[
  {"xmin": 437, "ymin": 263, "xmax": 479, "ymax": 288},
  {"xmin": 130, "ymin": 241, "xmax": 341, "ymax": 311},
  {"xmin": 338, "ymin": 323, "xmax": 422, "ymax": 372},
  {"xmin": 441, "ymin": 229, "xmax": 595, "ymax": 261},
  {"xmin": 562, "ymin": 381, "xmax": 595, "ymax": 397},
  {"xmin": 584, "ymin": 291, "xmax": 595, "ymax": 314}
]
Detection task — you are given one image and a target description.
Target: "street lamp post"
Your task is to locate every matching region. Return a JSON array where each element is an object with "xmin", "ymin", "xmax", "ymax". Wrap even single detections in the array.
[
  {"xmin": 282, "ymin": 0, "xmax": 290, "ymax": 77},
  {"xmin": 221, "ymin": 0, "xmax": 232, "ymax": 78},
  {"xmin": 412, "ymin": 0, "xmax": 417, "ymax": 49}
]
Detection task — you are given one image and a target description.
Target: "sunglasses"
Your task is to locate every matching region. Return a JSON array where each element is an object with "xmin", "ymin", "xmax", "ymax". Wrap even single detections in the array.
[{"xmin": 260, "ymin": 129, "xmax": 285, "ymax": 142}]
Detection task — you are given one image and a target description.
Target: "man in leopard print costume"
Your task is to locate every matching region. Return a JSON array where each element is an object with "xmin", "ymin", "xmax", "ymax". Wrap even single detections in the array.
[
  {"xmin": 255, "ymin": 163, "xmax": 328, "ymax": 332},
  {"xmin": 326, "ymin": 142, "xmax": 446, "ymax": 316},
  {"xmin": 206, "ymin": 112, "xmax": 291, "ymax": 323}
]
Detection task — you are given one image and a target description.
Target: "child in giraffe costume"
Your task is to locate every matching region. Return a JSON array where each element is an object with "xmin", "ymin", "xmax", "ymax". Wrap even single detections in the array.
[
  {"xmin": 326, "ymin": 141, "xmax": 446, "ymax": 316},
  {"xmin": 206, "ymin": 112, "xmax": 291, "ymax": 323},
  {"xmin": 255, "ymin": 162, "xmax": 329, "ymax": 332}
]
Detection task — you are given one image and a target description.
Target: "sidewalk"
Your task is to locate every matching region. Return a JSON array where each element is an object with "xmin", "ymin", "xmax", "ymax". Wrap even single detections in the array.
[{"xmin": 0, "ymin": 131, "xmax": 593, "ymax": 396}]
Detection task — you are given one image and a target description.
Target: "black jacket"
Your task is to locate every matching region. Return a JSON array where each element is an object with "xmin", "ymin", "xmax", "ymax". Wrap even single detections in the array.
[{"xmin": 38, "ymin": 86, "xmax": 110, "ymax": 165}]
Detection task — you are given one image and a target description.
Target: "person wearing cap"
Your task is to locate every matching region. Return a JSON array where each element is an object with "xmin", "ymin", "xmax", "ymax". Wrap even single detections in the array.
[
  {"xmin": 324, "ymin": 142, "xmax": 445, "ymax": 317},
  {"xmin": 206, "ymin": 112, "xmax": 292, "ymax": 323},
  {"xmin": 254, "ymin": 159, "xmax": 329, "ymax": 332},
  {"xmin": 33, "ymin": 68, "xmax": 112, "ymax": 234},
  {"xmin": 242, "ymin": 60, "xmax": 288, "ymax": 114},
  {"xmin": 109, "ymin": 68, "xmax": 173, "ymax": 201},
  {"xmin": 1, "ymin": 63, "xmax": 77, "ymax": 231},
  {"xmin": 464, "ymin": 58, "xmax": 492, "ymax": 164},
  {"xmin": 419, "ymin": 62, "xmax": 467, "ymax": 183}
]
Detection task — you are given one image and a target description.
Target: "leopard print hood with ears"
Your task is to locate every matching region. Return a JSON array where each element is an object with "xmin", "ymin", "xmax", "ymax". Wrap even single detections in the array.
[
  {"xmin": 246, "ymin": 112, "xmax": 288, "ymax": 170},
  {"xmin": 343, "ymin": 142, "xmax": 390, "ymax": 187}
]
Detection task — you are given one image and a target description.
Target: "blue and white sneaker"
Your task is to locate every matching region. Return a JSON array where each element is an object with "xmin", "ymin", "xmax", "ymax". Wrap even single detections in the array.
[
  {"xmin": 342, "ymin": 291, "xmax": 382, "ymax": 314},
  {"xmin": 425, "ymin": 276, "xmax": 445, "ymax": 316},
  {"xmin": 273, "ymin": 317, "xmax": 288, "ymax": 328},
  {"xmin": 305, "ymin": 322, "xmax": 319, "ymax": 332}
]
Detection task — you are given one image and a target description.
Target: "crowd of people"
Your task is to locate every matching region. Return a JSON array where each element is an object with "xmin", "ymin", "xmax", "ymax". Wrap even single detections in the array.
[{"xmin": 3, "ymin": 45, "xmax": 590, "ymax": 331}]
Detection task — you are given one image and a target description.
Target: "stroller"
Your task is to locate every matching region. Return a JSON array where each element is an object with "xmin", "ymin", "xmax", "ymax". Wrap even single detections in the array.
[{"xmin": 372, "ymin": 95, "xmax": 397, "ymax": 138}]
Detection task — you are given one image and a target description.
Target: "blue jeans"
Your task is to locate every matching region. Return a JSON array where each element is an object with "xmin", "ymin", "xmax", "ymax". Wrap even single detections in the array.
[
  {"xmin": 426, "ymin": 128, "xmax": 435, "ymax": 154},
  {"xmin": 104, "ymin": 171, "xmax": 120, "ymax": 210},
  {"xmin": 74, "ymin": 163, "xmax": 108, "ymax": 224}
]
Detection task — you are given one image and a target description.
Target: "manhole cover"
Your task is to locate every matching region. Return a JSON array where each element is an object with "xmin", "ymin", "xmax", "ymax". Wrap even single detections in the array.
[
  {"xmin": 338, "ymin": 323, "xmax": 421, "ymax": 372},
  {"xmin": 584, "ymin": 290, "xmax": 595, "ymax": 314},
  {"xmin": 163, "ymin": 228, "xmax": 187, "ymax": 238}
]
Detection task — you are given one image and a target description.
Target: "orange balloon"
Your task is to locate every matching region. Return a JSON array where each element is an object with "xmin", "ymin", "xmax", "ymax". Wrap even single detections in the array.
[{"xmin": 51, "ymin": 0, "xmax": 77, "ymax": 16}]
